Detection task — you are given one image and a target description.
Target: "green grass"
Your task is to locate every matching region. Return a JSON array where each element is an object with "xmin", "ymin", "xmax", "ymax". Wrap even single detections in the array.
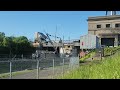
[
  {"xmin": 80, "ymin": 51, "xmax": 95, "ymax": 63},
  {"xmin": 0, "ymin": 69, "xmax": 33, "ymax": 79},
  {"xmin": 59, "ymin": 51, "xmax": 120, "ymax": 79},
  {"xmin": 104, "ymin": 46, "xmax": 120, "ymax": 56}
]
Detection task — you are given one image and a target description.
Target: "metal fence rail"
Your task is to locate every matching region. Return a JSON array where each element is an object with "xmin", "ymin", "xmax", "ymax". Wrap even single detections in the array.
[{"xmin": 0, "ymin": 56, "xmax": 79, "ymax": 79}]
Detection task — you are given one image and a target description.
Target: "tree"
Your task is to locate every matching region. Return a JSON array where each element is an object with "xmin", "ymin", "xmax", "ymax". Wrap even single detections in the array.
[
  {"xmin": 12, "ymin": 36, "xmax": 33, "ymax": 54},
  {"xmin": 3, "ymin": 37, "xmax": 12, "ymax": 47},
  {"xmin": 0, "ymin": 32, "xmax": 5, "ymax": 46},
  {"xmin": 2, "ymin": 37, "xmax": 14, "ymax": 57},
  {"xmin": 0, "ymin": 33, "xmax": 35, "ymax": 55}
]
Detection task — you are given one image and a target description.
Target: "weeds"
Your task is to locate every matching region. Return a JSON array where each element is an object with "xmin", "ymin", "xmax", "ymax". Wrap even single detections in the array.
[{"xmin": 59, "ymin": 49, "xmax": 120, "ymax": 79}]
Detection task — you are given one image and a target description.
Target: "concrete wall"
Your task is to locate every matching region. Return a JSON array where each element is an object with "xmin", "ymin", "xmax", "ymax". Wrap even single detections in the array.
[
  {"xmin": 88, "ymin": 17, "xmax": 120, "ymax": 36},
  {"xmin": 80, "ymin": 34, "xmax": 100, "ymax": 49},
  {"xmin": 63, "ymin": 44, "xmax": 73, "ymax": 54},
  {"xmin": 88, "ymin": 15, "xmax": 120, "ymax": 46},
  {"xmin": 88, "ymin": 19, "xmax": 120, "ymax": 30}
]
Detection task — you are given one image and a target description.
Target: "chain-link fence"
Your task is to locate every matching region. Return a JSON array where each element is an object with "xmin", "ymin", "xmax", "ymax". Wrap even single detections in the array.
[{"xmin": 0, "ymin": 54, "xmax": 79, "ymax": 79}]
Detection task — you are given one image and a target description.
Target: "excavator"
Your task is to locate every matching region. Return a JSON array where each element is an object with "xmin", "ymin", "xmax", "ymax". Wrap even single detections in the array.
[{"xmin": 32, "ymin": 32, "xmax": 63, "ymax": 59}]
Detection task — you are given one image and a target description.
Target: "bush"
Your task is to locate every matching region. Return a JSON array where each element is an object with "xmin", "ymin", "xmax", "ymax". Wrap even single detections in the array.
[
  {"xmin": 60, "ymin": 50, "xmax": 120, "ymax": 79},
  {"xmin": 104, "ymin": 46, "xmax": 120, "ymax": 56}
]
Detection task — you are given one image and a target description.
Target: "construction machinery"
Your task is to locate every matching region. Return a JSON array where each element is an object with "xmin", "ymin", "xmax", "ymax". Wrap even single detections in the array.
[{"xmin": 32, "ymin": 32, "xmax": 63, "ymax": 59}]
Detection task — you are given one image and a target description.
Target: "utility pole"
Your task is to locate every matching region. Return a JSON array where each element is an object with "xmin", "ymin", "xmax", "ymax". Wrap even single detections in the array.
[
  {"xmin": 58, "ymin": 35, "xmax": 64, "ymax": 58},
  {"xmin": 63, "ymin": 35, "xmax": 64, "ymax": 46},
  {"xmin": 55, "ymin": 26, "xmax": 57, "ymax": 41},
  {"xmin": 69, "ymin": 36, "xmax": 70, "ymax": 44},
  {"xmin": 63, "ymin": 35, "xmax": 64, "ymax": 56}
]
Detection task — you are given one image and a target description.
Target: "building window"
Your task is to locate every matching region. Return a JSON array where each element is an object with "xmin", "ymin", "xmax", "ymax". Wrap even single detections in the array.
[
  {"xmin": 106, "ymin": 24, "xmax": 111, "ymax": 28},
  {"xmin": 97, "ymin": 25, "xmax": 101, "ymax": 28},
  {"xmin": 68, "ymin": 46, "xmax": 70, "ymax": 48},
  {"xmin": 115, "ymin": 24, "xmax": 120, "ymax": 28}
]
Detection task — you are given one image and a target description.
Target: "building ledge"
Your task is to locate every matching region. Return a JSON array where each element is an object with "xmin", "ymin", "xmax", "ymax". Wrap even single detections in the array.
[
  {"xmin": 87, "ymin": 15, "xmax": 120, "ymax": 21},
  {"xmin": 89, "ymin": 27, "xmax": 120, "ymax": 31}
]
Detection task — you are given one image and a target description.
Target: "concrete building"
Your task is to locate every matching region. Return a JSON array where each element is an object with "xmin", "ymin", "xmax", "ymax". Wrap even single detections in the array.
[
  {"xmin": 63, "ymin": 40, "xmax": 80, "ymax": 56},
  {"xmin": 63, "ymin": 43, "xmax": 73, "ymax": 55},
  {"xmin": 80, "ymin": 34, "xmax": 100, "ymax": 49},
  {"xmin": 88, "ymin": 11, "xmax": 120, "ymax": 47}
]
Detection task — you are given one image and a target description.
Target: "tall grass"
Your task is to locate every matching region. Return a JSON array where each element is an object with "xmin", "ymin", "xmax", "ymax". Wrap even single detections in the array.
[
  {"xmin": 60, "ymin": 51, "xmax": 120, "ymax": 79},
  {"xmin": 80, "ymin": 51, "xmax": 95, "ymax": 62}
]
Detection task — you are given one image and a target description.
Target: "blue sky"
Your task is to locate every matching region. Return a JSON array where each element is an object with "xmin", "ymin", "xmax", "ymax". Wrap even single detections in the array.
[{"xmin": 0, "ymin": 11, "xmax": 111, "ymax": 41}]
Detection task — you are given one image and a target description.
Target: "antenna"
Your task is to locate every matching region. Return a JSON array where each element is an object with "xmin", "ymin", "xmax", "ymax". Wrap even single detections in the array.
[
  {"xmin": 43, "ymin": 29, "xmax": 47, "ymax": 34},
  {"xmin": 55, "ymin": 25, "xmax": 57, "ymax": 41},
  {"xmin": 69, "ymin": 36, "xmax": 70, "ymax": 44}
]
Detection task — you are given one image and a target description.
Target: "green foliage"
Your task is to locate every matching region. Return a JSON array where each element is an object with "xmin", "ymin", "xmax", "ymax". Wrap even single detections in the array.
[
  {"xmin": 104, "ymin": 46, "xmax": 120, "ymax": 56},
  {"xmin": 60, "ymin": 51, "xmax": 120, "ymax": 79},
  {"xmin": 0, "ymin": 32, "xmax": 5, "ymax": 46},
  {"xmin": 0, "ymin": 32, "xmax": 35, "ymax": 55},
  {"xmin": 80, "ymin": 51, "xmax": 95, "ymax": 62},
  {"xmin": 3, "ymin": 37, "xmax": 12, "ymax": 47}
]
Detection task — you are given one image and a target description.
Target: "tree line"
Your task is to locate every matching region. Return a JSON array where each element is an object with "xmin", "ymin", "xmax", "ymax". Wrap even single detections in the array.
[{"xmin": 0, "ymin": 32, "xmax": 36, "ymax": 57}]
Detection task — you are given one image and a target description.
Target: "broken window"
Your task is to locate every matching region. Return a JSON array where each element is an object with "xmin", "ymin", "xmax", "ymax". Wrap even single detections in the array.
[
  {"xmin": 97, "ymin": 25, "xmax": 101, "ymax": 28},
  {"xmin": 106, "ymin": 24, "xmax": 111, "ymax": 28},
  {"xmin": 115, "ymin": 23, "xmax": 120, "ymax": 28},
  {"xmin": 68, "ymin": 46, "xmax": 70, "ymax": 48}
]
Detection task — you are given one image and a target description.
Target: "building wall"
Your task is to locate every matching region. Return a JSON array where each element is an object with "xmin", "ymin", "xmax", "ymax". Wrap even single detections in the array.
[
  {"xmin": 88, "ymin": 15, "xmax": 120, "ymax": 46},
  {"xmin": 88, "ymin": 18, "xmax": 120, "ymax": 36},
  {"xmin": 80, "ymin": 34, "xmax": 100, "ymax": 49},
  {"xmin": 63, "ymin": 44, "xmax": 73, "ymax": 54},
  {"xmin": 33, "ymin": 42, "xmax": 40, "ymax": 47},
  {"xmin": 88, "ymin": 19, "xmax": 120, "ymax": 30}
]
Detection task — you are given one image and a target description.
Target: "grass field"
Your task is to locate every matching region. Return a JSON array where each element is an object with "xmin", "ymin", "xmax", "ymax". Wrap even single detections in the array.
[
  {"xmin": 59, "ymin": 50, "xmax": 120, "ymax": 79},
  {"xmin": 80, "ymin": 51, "xmax": 95, "ymax": 62}
]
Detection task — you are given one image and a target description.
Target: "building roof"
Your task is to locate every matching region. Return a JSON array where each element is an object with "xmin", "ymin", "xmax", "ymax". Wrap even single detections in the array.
[{"xmin": 87, "ymin": 15, "xmax": 120, "ymax": 21}]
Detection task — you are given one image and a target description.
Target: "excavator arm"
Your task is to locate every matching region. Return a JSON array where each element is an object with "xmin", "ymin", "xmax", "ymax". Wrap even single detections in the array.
[{"xmin": 45, "ymin": 33, "xmax": 58, "ymax": 53}]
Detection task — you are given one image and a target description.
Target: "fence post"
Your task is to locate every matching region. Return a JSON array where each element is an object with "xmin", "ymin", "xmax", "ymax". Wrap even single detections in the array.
[
  {"xmin": 99, "ymin": 50, "xmax": 102, "ymax": 60},
  {"xmin": 53, "ymin": 58, "xmax": 55, "ymax": 79},
  {"xmin": 62, "ymin": 58, "xmax": 64, "ymax": 78},
  {"xmin": 78, "ymin": 54, "xmax": 80, "ymax": 68},
  {"xmin": 100, "ymin": 51, "xmax": 102, "ymax": 60},
  {"xmin": 9, "ymin": 61, "xmax": 12, "ymax": 79},
  {"xmin": 37, "ymin": 60, "xmax": 39, "ymax": 79},
  {"xmin": 22, "ymin": 54, "xmax": 23, "ymax": 59}
]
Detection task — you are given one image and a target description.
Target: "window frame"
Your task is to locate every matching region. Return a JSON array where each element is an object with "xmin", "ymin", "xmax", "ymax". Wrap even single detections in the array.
[
  {"xmin": 106, "ymin": 24, "xmax": 111, "ymax": 28},
  {"xmin": 68, "ymin": 46, "xmax": 70, "ymax": 48},
  {"xmin": 115, "ymin": 23, "xmax": 120, "ymax": 28},
  {"xmin": 96, "ymin": 24, "xmax": 101, "ymax": 28}
]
